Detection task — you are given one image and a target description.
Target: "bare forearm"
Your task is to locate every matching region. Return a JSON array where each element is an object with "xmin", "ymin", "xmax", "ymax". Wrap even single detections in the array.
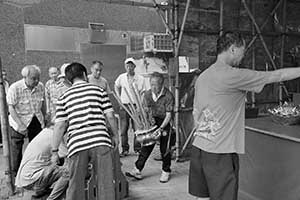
[
  {"xmin": 114, "ymin": 85, "xmax": 121, "ymax": 97},
  {"xmin": 270, "ymin": 67, "xmax": 300, "ymax": 83},
  {"xmin": 45, "ymin": 98, "xmax": 51, "ymax": 113},
  {"xmin": 41, "ymin": 100, "xmax": 47, "ymax": 116},
  {"xmin": 8, "ymin": 106, "xmax": 25, "ymax": 128},
  {"xmin": 52, "ymin": 121, "xmax": 67, "ymax": 150},
  {"xmin": 106, "ymin": 112, "xmax": 118, "ymax": 137},
  {"xmin": 160, "ymin": 112, "xmax": 172, "ymax": 129}
]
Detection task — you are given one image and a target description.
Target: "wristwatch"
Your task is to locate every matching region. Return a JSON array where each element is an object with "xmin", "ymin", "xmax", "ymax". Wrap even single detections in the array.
[{"xmin": 51, "ymin": 149, "xmax": 59, "ymax": 153}]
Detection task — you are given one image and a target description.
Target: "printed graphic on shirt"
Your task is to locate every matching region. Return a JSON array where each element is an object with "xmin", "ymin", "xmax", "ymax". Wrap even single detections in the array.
[{"xmin": 194, "ymin": 109, "xmax": 221, "ymax": 142}]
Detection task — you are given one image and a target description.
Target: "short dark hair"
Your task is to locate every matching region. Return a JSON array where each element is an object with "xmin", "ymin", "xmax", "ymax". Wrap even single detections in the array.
[
  {"xmin": 150, "ymin": 72, "xmax": 164, "ymax": 84},
  {"xmin": 217, "ymin": 31, "xmax": 245, "ymax": 55},
  {"xmin": 92, "ymin": 60, "xmax": 103, "ymax": 66},
  {"xmin": 65, "ymin": 62, "xmax": 87, "ymax": 83}
]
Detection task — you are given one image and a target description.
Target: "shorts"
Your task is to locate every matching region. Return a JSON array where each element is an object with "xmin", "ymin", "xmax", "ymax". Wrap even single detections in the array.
[{"xmin": 188, "ymin": 146, "xmax": 239, "ymax": 200}]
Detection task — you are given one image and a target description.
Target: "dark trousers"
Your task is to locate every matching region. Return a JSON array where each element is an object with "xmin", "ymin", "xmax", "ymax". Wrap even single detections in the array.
[
  {"xmin": 189, "ymin": 147, "xmax": 239, "ymax": 200},
  {"xmin": 120, "ymin": 104, "xmax": 141, "ymax": 152},
  {"xmin": 66, "ymin": 146, "xmax": 115, "ymax": 200},
  {"xmin": 10, "ymin": 116, "xmax": 42, "ymax": 175},
  {"xmin": 135, "ymin": 117, "xmax": 172, "ymax": 173}
]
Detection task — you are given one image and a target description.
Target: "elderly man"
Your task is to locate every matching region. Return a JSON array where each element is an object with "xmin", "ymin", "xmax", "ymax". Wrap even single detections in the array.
[
  {"xmin": 45, "ymin": 67, "xmax": 60, "ymax": 120},
  {"xmin": 56, "ymin": 63, "xmax": 72, "ymax": 99},
  {"xmin": 15, "ymin": 127, "xmax": 68, "ymax": 200},
  {"xmin": 189, "ymin": 31, "xmax": 300, "ymax": 200},
  {"xmin": 114, "ymin": 58, "xmax": 146, "ymax": 156},
  {"xmin": 126, "ymin": 72, "xmax": 174, "ymax": 183},
  {"xmin": 7, "ymin": 65, "xmax": 46, "ymax": 175},
  {"xmin": 51, "ymin": 62, "xmax": 119, "ymax": 200},
  {"xmin": 88, "ymin": 60, "xmax": 111, "ymax": 93}
]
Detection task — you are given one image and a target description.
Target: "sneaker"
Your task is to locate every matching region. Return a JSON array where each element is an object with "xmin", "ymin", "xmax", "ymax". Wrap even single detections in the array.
[
  {"xmin": 125, "ymin": 167, "xmax": 142, "ymax": 180},
  {"xmin": 159, "ymin": 171, "xmax": 170, "ymax": 183},
  {"xmin": 120, "ymin": 150, "xmax": 129, "ymax": 157}
]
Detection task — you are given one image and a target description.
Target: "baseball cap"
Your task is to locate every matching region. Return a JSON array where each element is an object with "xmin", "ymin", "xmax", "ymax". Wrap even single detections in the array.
[
  {"xmin": 58, "ymin": 63, "xmax": 70, "ymax": 78},
  {"xmin": 124, "ymin": 57, "xmax": 136, "ymax": 66}
]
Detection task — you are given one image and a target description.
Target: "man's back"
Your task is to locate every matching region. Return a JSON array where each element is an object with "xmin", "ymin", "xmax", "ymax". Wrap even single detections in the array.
[
  {"xmin": 193, "ymin": 63, "xmax": 248, "ymax": 154},
  {"xmin": 56, "ymin": 82, "xmax": 113, "ymax": 157},
  {"xmin": 15, "ymin": 128, "xmax": 66, "ymax": 187}
]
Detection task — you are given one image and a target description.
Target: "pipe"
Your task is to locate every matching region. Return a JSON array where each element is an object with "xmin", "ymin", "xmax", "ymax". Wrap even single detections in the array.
[
  {"xmin": 279, "ymin": 0, "xmax": 287, "ymax": 104},
  {"xmin": 176, "ymin": 0, "xmax": 191, "ymax": 53},
  {"xmin": 219, "ymin": 0, "xmax": 224, "ymax": 35},
  {"xmin": 251, "ymin": 0, "xmax": 256, "ymax": 108},
  {"xmin": 173, "ymin": 0, "xmax": 180, "ymax": 161}
]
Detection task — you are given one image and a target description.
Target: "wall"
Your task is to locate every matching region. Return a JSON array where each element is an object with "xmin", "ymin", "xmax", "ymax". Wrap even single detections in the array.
[
  {"xmin": 0, "ymin": 3, "xmax": 25, "ymax": 83},
  {"xmin": 1, "ymin": 0, "xmax": 166, "ymax": 84}
]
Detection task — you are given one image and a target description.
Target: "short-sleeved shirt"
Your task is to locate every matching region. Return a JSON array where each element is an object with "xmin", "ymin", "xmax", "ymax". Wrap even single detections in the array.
[
  {"xmin": 45, "ymin": 79, "xmax": 60, "ymax": 113},
  {"xmin": 15, "ymin": 127, "xmax": 67, "ymax": 188},
  {"xmin": 192, "ymin": 62, "xmax": 281, "ymax": 154},
  {"xmin": 88, "ymin": 74, "xmax": 111, "ymax": 93},
  {"xmin": 143, "ymin": 87, "xmax": 174, "ymax": 119},
  {"xmin": 115, "ymin": 73, "xmax": 146, "ymax": 104},
  {"xmin": 7, "ymin": 79, "xmax": 45, "ymax": 131},
  {"xmin": 55, "ymin": 81, "xmax": 113, "ymax": 157}
]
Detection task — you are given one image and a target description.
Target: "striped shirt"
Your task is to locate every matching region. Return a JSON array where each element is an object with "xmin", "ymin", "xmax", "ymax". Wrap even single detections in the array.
[{"xmin": 55, "ymin": 81, "xmax": 113, "ymax": 157}]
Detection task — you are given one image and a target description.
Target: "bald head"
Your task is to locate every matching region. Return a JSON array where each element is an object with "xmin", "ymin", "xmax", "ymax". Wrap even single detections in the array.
[
  {"xmin": 48, "ymin": 67, "xmax": 59, "ymax": 81},
  {"xmin": 22, "ymin": 65, "xmax": 41, "ymax": 89}
]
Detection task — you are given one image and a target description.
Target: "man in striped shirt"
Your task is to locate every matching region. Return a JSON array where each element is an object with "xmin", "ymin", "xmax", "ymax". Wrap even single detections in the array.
[{"xmin": 51, "ymin": 62, "xmax": 119, "ymax": 200}]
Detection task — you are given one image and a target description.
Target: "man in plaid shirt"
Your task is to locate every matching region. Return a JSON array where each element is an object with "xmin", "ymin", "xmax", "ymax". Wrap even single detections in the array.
[
  {"xmin": 45, "ymin": 67, "xmax": 60, "ymax": 120},
  {"xmin": 7, "ymin": 65, "xmax": 46, "ymax": 176}
]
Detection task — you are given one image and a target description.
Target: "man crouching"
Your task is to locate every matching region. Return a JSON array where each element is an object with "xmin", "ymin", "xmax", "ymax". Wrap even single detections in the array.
[{"xmin": 15, "ymin": 126, "xmax": 69, "ymax": 200}]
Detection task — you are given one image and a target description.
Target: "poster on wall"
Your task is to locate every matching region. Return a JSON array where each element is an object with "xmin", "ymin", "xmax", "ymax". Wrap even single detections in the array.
[{"xmin": 179, "ymin": 56, "xmax": 189, "ymax": 72}]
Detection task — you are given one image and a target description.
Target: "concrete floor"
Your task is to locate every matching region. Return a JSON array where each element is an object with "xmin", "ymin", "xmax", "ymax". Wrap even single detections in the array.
[
  {"xmin": 0, "ymin": 137, "xmax": 195, "ymax": 200},
  {"xmin": 120, "ymin": 146, "xmax": 194, "ymax": 200}
]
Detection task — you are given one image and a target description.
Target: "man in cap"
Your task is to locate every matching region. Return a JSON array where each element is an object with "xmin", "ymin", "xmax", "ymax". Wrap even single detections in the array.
[
  {"xmin": 7, "ymin": 65, "xmax": 46, "ymax": 176},
  {"xmin": 114, "ymin": 58, "xmax": 146, "ymax": 157},
  {"xmin": 88, "ymin": 60, "xmax": 111, "ymax": 93}
]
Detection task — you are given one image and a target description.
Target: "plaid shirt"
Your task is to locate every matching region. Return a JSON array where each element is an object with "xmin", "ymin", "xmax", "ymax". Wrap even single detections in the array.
[
  {"xmin": 143, "ymin": 87, "xmax": 174, "ymax": 119},
  {"xmin": 7, "ymin": 79, "xmax": 45, "ymax": 131},
  {"xmin": 45, "ymin": 79, "xmax": 60, "ymax": 114}
]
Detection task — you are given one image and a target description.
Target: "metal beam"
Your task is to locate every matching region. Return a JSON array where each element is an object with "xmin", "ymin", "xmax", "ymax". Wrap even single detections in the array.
[
  {"xmin": 242, "ymin": 0, "xmax": 290, "ymax": 99},
  {"xmin": 245, "ymin": 0, "xmax": 283, "ymax": 53},
  {"xmin": 219, "ymin": 0, "xmax": 224, "ymax": 35},
  {"xmin": 279, "ymin": 0, "xmax": 287, "ymax": 103},
  {"xmin": 176, "ymin": 0, "xmax": 191, "ymax": 54},
  {"xmin": 151, "ymin": 0, "xmax": 174, "ymax": 38},
  {"xmin": 88, "ymin": 0, "xmax": 169, "ymax": 9}
]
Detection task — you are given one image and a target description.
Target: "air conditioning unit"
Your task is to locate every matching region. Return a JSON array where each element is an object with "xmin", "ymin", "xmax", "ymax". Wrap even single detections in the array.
[
  {"xmin": 143, "ymin": 33, "xmax": 173, "ymax": 52},
  {"xmin": 88, "ymin": 22, "xmax": 106, "ymax": 43}
]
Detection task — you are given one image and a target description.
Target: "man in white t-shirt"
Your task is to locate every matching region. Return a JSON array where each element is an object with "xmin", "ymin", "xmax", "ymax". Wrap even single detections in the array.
[
  {"xmin": 88, "ymin": 60, "xmax": 111, "ymax": 93},
  {"xmin": 114, "ymin": 58, "xmax": 146, "ymax": 156}
]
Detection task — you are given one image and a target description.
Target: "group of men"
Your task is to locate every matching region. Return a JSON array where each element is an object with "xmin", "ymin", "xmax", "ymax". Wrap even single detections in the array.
[
  {"xmin": 8, "ymin": 30, "xmax": 300, "ymax": 200},
  {"xmin": 10, "ymin": 56, "xmax": 175, "ymax": 199}
]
